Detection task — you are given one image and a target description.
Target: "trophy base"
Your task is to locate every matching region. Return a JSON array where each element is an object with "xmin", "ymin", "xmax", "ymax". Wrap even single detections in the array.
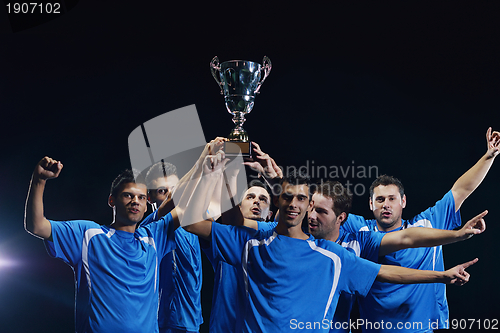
[{"xmin": 224, "ymin": 141, "xmax": 252, "ymax": 157}]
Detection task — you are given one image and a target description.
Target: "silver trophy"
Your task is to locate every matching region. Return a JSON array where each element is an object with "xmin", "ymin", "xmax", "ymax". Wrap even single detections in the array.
[{"xmin": 210, "ymin": 56, "xmax": 271, "ymax": 156}]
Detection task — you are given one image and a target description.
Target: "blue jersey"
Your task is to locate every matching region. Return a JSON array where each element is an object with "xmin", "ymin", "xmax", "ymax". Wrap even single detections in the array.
[
  {"xmin": 44, "ymin": 214, "xmax": 176, "ymax": 333},
  {"xmin": 210, "ymin": 222, "xmax": 381, "ymax": 333},
  {"xmin": 343, "ymin": 190, "xmax": 461, "ymax": 332},
  {"xmin": 202, "ymin": 221, "xmax": 277, "ymax": 333},
  {"xmin": 141, "ymin": 210, "xmax": 203, "ymax": 331},
  {"xmin": 331, "ymin": 229, "xmax": 384, "ymax": 333}
]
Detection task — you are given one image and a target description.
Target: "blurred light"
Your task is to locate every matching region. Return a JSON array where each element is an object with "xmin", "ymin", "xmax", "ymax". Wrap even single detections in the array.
[{"xmin": 0, "ymin": 258, "xmax": 19, "ymax": 268}]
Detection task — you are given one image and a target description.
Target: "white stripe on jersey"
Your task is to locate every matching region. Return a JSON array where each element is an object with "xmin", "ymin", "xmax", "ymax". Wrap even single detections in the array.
[
  {"xmin": 82, "ymin": 228, "xmax": 112, "ymax": 293},
  {"xmin": 139, "ymin": 235, "xmax": 158, "ymax": 291},
  {"xmin": 409, "ymin": 219, "xmax": 433, "ymax": 229},
  {"xmin": 340, "ymin": 239, "xmax": 361, "ymax": 257},
  {"xmin": 242, "ymin": 232, "xmax": 278, "ymax": 296},
  {"xmin": 306, "ymin": 240, "xmax": 342, "ymax": 319}
]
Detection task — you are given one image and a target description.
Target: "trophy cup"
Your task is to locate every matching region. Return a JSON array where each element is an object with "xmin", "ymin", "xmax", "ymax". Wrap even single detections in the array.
[{"xmin": 210, "ymin": 56, "xmax": 272, "ymax": 157}]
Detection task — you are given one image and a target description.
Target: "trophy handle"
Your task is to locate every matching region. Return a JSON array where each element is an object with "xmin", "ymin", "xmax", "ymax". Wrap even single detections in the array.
[
  {"xmin": 255, "ymin": 56, "xmax": 272, "ymax": 94},
  {"xmin": 210, "ymin": 56, "xmax": 224, "ymax": 95}
]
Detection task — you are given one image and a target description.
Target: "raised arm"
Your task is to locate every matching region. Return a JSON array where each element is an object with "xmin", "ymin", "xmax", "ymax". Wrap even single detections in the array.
[
  {"xmin": 377, "ymin": 258, "xmax": 478, "ymax": 285},
  {"xmin": 158, "ymin": 138, "xmax": 227, "ymax": 227},
  {"xmin": 231, "ymin": 141, "xmax": 282, "ymax": 230},
  {"xmin": 379, "ymin": 210, "xmax": 487, "ymax": 256},
  {"xmin": 181, "ymin": 149, "xmax": 228, "ymax": 240},
  {"xmin": 24, "ymin": 157, "xmax": 63, "ymax": 240},
  {"xmin": 451, "ymin": 127, "xmax": 500, "ymax": 210}
]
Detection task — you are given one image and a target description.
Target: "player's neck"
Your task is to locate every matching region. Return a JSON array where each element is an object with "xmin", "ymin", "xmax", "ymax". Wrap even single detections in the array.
[
  {"xmin": 376, "ymin": 219, "xmax": 402, "ymax": 232},
  {"xmin": 111, "ymin": 223, "xmax": 137, "ymax": 233},
  {"xmin": 111, "ymin": 216, "xmax": 138, "ymax": 233},
  {"xmin": 275, "ymin": 222, "xmax": 309, "ymax": 240},
  {"xmin": 328, "ymin": 229, "xmax": 340, "ymax": 243}
]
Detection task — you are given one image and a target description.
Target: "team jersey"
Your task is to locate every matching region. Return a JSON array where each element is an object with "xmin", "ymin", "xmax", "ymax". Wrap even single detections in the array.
[
  {"xmin": 343, "ymin": 190, "xmax": 461, "ymax": 332},
  {"xmin": 141, "ymin": 210, "xmax": 203, "ymax": 331},
  {"xmin": 331, "ymin": 229, "xmax": 385, "ymax": 333},
  {"xmin": 44, "ymin": 213, "xmax": 176, "ymax": 333},
  {"xmin": 210, "ymin": 222, "xmax": 381, "ymax": 333},
  {"xmin": 202, "ymin": 221, "xmax": 277, "ymax": 333}
]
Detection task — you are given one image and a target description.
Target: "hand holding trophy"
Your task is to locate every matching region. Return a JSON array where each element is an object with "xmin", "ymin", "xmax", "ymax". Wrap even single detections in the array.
[{"xmin": 210, "ymin": 56, "xmax": 272, "ymax": 157}]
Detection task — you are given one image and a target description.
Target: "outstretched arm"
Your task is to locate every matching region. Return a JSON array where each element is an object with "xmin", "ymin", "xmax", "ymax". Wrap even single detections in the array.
[
  {"xmin": 451, "ymin": 127, "xmax": 500, "ymax": 211},
  {"xmin": 379, "ymin": 210, "xmax": 487, "ymax": 256},
  {"xmin": 377, "ymin": 258, "xmax": 478, "ymax": 285},
  {"xmin": 24, "ymin": 157, "xmax": 63, "ymax": 240}
]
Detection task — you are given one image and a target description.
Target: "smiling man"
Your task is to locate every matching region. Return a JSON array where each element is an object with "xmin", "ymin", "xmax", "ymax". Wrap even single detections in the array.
[{"xmin": 181, "ymin": 155, "xmax": 478, "ymax": 333}]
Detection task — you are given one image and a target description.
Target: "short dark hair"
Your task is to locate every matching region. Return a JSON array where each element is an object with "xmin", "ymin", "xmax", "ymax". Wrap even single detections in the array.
[
  {"xmin": 145, "ymin": 160, "xmax": 178, "ymax": 188},
  {"xmin": 110, "ymin": 169, "xmax": 144, "ymax": 197},
  {"xmin": 369, "ymin": 174, "xmax": 404, "ymax": 198},
  {"xmin": 244, "ymin": 179, "xmax": 272, "ymax": 202},
  {"xmin": 280, "ymin": 169, "xmax": 311, "ymax": 188},
  {"xmin": 314, "ymin": 181, "xmax": 352, "ymax": 223}
]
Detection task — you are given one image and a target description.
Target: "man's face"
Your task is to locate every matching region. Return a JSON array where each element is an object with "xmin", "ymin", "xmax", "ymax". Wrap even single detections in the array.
[
  {"xmin": 370, "ymin": 184, "xmax": 406, "ymax": 231},
  {"xmin": 110, "ymin": 182, "xmax": 148, "ymax": 226},
  {"xmin": 308, "ymin": 193, "xmax": 342, "ymax": 241},
  {"xmin": 275, "ymin": 182, "xmax": 310, "ymax": 228},
  {"xmin": 239, "ymin": 186, "xmax": 272, "ymax": 221},
  {"xmin": 148, "ymin": 175, "xmax": 179, "ymax": 207}
]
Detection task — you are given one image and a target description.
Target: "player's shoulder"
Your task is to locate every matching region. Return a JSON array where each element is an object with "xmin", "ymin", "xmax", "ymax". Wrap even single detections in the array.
[
  {"xmin": 49, "ymin": 219, "xmax": 101, "ymax": 229},
  {"xmin": 344, "ymin": 214, "xmax": 376, "ymax": 232},
  {"xmin": 213, "ymin": 221, "xmax": 262, "ymax": 239},
  {"xmin": 310, "ymin": 237, "xmax": 349, "ymax": 255}
]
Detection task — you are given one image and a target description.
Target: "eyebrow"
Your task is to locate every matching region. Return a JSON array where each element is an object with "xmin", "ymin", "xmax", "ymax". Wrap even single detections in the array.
[
  {"xmin": 376, "ymin": 194, "xmax": 397, "ymax": 199},
  {"xmin": 123, "ymin": 192, "xmax": 147, "ymax": 197}
]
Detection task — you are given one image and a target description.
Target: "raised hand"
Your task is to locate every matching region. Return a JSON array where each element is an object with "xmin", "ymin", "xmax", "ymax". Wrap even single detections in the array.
[
  {"xmin": 203, "ymin": 149, "xmax": 228, "ymax": 176},
  {"xmin": 444, "ymin": 258, "xmax": 478, "ymax": 286},
  {"xmin": 458, "ymin": 210, "xmax": 487, "ymax": 240},
  {"xmin": 244, "ymin": 141, "xmax": 283, "ymax": 179},
  {"xmin": 486, "ymin": 127, "xmax": 500, "ymax": 158},
  {"xmin": 34, "ymin": 156, "xmax": 63, "ymax": 181},
  {"xmin": 203, "ymin": 137, "xmax": 227, "ymax": 159}
]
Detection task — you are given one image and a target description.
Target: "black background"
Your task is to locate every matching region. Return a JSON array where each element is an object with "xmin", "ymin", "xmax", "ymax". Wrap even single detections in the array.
[{"xmin": 1, "ymin": 1, "xmax": 499, "ymax": 332}]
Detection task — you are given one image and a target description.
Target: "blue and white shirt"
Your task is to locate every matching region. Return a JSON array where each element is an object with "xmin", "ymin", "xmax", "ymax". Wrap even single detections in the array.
[
  {"xmin": 210, "ymin": 223, "xmax": 381, "ymax": 333},
  {"xmin": 202, "ymin": 221, "xmax": 277, "ymax": 333},
  {"xmin": 45, "ymin": 213, "xmax": 176, "ymax": 333},
  {"xmin": 141, "ymin": 210, "xmax": 203, "ymax": 331},
  {"xmin": 343, "ymin": 190, "xmax": 461, "ymax": 332},
  {"xmin": 331, "ymin": 229, "xmax": 385, "ymax": 333}
]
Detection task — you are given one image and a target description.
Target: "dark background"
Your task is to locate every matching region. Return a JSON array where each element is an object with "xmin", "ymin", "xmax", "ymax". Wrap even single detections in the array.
[{"xmin": 1, "ymin": 1, "xmax": 499, "ymax": 332}]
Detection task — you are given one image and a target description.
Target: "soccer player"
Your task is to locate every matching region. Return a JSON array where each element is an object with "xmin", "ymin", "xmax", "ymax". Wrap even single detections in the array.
[
  {"xmin": 307, "ymin": 181, "xmax": 486, "ymax": 333},
  {"xmin": 202, "ymin": 180, "xmax": 274, "ymax": 332},
  {"xmin": 341, "ymin": 127, "xmax": 500, "ymax": 332},
  {"xmin": 181, "ymin": 153, "xmax": 477, "ymax": 333},
  {"xmin": 23, "ymin": 140, "xmax": 222, "ymax": 332},
  {"xmin": 141, "ymin": 160, "xmax": 203, "ymax": 333},
  {"xmin": 24, "ymin": 157, "xmax": 178, "ymax": 332}
]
